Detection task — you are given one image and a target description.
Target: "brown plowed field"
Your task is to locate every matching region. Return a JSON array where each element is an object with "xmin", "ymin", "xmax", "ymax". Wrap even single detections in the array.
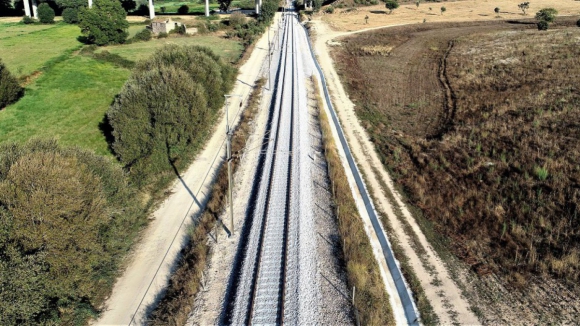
[{"xmin": 333, "ymin": 18, "xmax": 580, "ymax": 323}]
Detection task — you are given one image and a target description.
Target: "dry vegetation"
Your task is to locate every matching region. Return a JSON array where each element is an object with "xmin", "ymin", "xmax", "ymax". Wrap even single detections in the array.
[
  {"xmin": 313, "ymin": 77, "xmax": 395, "ymax": 325},
  {"xmin": 333, "ymin": 18, "xmax": 580, "ymax": 319},
  {"xmin": 148, "ymin": 77, "xmax": 266, "ymax": 325}
]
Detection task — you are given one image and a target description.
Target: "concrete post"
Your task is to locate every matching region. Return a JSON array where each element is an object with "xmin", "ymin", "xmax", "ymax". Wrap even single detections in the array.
[
  {"xmin": 205, "ymin": 0, "xmax": 209, "ymax": 17},
  {"xmin": 31, "ymin": 0, "xmax": 38, "ymax": 19},
  {"xmin": 88, "ymin": 0, "xmax": 92, "ymax": 8},
  {"xmin": 255, "ymin": 0, "xmax": 259, "ymax": 14},
  {"xmin": 23, "ymin": 0, "xmax": 31, "ymax": 17},
  {"xmin": 148, "ymin": 0, "xmax": 155, "ymax": 19}
]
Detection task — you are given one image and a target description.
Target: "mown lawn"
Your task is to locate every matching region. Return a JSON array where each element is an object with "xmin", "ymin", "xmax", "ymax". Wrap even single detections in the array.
[
  {"xmin": 0, "ymin": 55, "xmax": 130, "ymax": 156},
  {"xmin": 99, "ymin": 35, "xmax": 243, "ymax": 63},
  {"xmin": 0, "ymin": 23, "xmax": 82, "ymax": 77}
]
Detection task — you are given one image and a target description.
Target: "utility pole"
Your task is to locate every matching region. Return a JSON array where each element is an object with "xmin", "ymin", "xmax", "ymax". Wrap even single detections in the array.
[
  {"xmin": 23, "ymin": 0, "xmax": 31, "ymax": 17},
  {"xmin": 88, "ymin": 0, "xmax": 92, "ymax": 8},
  {"xmin": 268, "ymin": 27, "xmax": 271, "ymax": 90},
  {"xmin": 224, "ymin": 94, "xmax": 242, "ymax": 236},
  {"xmin": 31, "ymin": 0, "xmax": 38, "ymax": 18},
  {"xmin": 204, "ymin": 0, "xmax": 209, "ymax": 17},
  {"xmin": 148, "ymin": 0, "xmax": 155, "ymax": 19}
]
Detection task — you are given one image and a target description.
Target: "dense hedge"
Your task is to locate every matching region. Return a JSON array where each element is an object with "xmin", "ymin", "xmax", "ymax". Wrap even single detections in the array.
[
  {"xmin": 0, "ymin": 139, "xmax": 146, "ymax": 325},
  {"xmin": 0, "ymin": 59, "xmax": 23, "ymax": 109},
  {"xmin": 108, "ymin": 45, "xmax": 236, "ymax": 187}
]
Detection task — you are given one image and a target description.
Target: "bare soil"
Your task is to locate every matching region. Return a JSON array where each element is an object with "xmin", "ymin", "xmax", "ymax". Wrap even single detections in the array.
[{"xmin": 332, "ymin": 18, "xmax": 580, "ymax": 324}]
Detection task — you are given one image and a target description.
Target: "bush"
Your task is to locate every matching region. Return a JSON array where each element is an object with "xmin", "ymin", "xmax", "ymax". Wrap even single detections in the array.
[
  {"xmin": 38, "ymin": 3, "xmax": 55, "ymax": 24},
  {"xmin": 108, "ymin": 45, "xmax": 236, "ymax": 186},
  {"xmin": 158, "ymin": 31, "xmax": 168, "ymax": 38},
  {"xmin": 535, "ymin": 8, "xmax": 558, "ymax": 23},
  {"xmin": 325, "ymin": 6, "xmax": 334, "ymax": 13},
  {"xmin": 21, "ymin": 15, "xmax": 35, "ymax": 24},
  {"xmin": 577, "ymin": 19, "xmax": 580, "ymax": 27},
  {"xmin": 537, "ymin": 20, "xmax": 549, "ymax": 30},
  {"xmin": 78, "ymin": 0, "xmax": 129, "ymax": 45},
  {"xmin": 385, "ymin": 0, "xmax": 399, "ymax": 14},
  {"xmin": 0, "ymin": 139, "xmax": 145, "ymax": 325},
  {"xmin": 132, "ymin": 28, "xmax": 152, "ymax": 41},
  {"xmin": 62, "ymin": 7, "xmax": 79, "ymax": 23},
  {"xmin": 229, "ymin": 11, "xmax": 245, "ymax": 28},
  {"xmin": 177, "ymin": 4, "xmax": 189, "ymax": 14},
  {"xmin": 0, "ymin": 59, "xmax": 23, "ymax": 109}
]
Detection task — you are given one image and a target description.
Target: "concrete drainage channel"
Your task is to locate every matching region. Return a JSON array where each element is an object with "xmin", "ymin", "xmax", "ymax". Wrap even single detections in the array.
[{"xmin": 301, "ymin": 23, "xmax": 421, "ymax": 326}]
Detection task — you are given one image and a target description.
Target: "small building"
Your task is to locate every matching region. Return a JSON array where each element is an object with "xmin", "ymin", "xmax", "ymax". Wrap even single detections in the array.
[{"xmin": 150, "ymin": 18, "xmax": 196, "ymax": 35}]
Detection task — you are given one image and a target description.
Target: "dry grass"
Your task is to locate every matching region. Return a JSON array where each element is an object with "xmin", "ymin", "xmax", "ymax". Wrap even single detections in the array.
[
  {"xmin": 148, "ymin": 78, "xmax": 266, "ymax": 325},
  {"xmin": 313, "ymin": 76, "xmax": 395, "ymax": 325},
  {"xmin": 333, "ymin": 20, "xmax": 580, "ymax": 285},
  {"xmin": 320, "ymin": 0, "xmax": 580, "ymax": 32}
]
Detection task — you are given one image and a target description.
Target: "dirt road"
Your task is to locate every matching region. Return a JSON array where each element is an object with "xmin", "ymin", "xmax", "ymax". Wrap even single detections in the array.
[
  {"xmin": 310, "ymin": 20, "xmax": 479, "ymax": 325},
  {"xmin": 94, "ymin": 18, "xmax": 275, "ymax": 326}
]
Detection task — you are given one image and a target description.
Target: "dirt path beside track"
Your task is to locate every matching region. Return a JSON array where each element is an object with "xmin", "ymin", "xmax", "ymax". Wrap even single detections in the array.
[
  {"xmin": 94, "ymin": 15, "xmax": 277, "ymax": 326},
  {"xmin": 310, "ymin": 20, "xmax": 479, "ymax": 325}
]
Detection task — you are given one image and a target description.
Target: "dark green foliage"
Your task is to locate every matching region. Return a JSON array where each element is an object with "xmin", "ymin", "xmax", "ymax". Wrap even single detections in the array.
[
  {"xmin": 494, "ymin": 7, "xmax": 500, "ymax": 14},
  {"xmin": 158, "ymin": 31, "xmax": 168, "ymax": 38},
  {"xmin": 385, "ymin": 0, "xmax": 399, "ymax": 14},
  {"xmin": 120, "ymin": 0, "xmax": 136, "ymax": 12},
  {"xmin": 518, "ymin": 1, "xmax": 529, "ymax": 15},
  {"xmin": 0, "ymin": 0, "xmax": 14, "ymax": 16},
  {"xmin": 21, "ymin": 15, "xmax": 35, "ymax": 24},
  {"xmin": 62, "ymin": 7, "xmax": 79, "ymax": 23},
  {"xmin": 577, "ymin": 19, "xmax": 580, "ymax": 27},
  {"xmin": 78, "ymin": 0, "xmax": 129, "ymax": 46},
  {"xmin": 0, "ymin": 59, "xmax": 23, "ymax": 109},
  {"xmin": 535, "ymin": 8, "xmax": 558, "ymax": 23},
  {"xmin": 325, "ymin": 6, "xmax": 334, "ymax": 13},
  {"xmin": 55, "ymin": 0, "xmax": 86, "ymax": 9},
  {"xmin": 133, "ymin": 28, "xmax": 152, "ymax": 41},
  {"xmin": 177, "ymin": 4, "xmax": 189, "ymax": 14},
  {"xmin": 108, "ymin": 45, "xmax": 236, "ymax": 186},
  {"xmin": 537, "ymin": 20, "xmax": 549, "ymax": 30},
  {"xmin": 218, "ymin": 0, "xmax": 232, "ymax": 12},
  {"xmin": 0, "ymin": 139, "xmax": 145, "ymax": 325},
  {"xmin": 228, "ymin": 0, "xmax": 277, "ymax": 45}
]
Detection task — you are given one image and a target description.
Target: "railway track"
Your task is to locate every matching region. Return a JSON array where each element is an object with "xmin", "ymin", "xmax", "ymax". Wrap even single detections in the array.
[{"xmin": 227, "ymin": 10, "xmax": 300, "ymax": 325}]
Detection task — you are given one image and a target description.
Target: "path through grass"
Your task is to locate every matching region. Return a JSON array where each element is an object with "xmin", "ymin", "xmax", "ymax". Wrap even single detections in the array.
[
  {"xmin": 0, "ymin": 23, "xmax": 82, "ymax": 77},
  {"xmin": 0, "ymin": 55, "xmax": 130, "ymax": 156}
]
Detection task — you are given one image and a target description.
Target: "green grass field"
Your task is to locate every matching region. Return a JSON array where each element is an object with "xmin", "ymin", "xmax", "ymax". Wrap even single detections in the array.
[
  {"xmin": 100, "ymin": 35, "xmax": 243, "ymax": 63},
  {"xmin": 0, "ymin": 23, "xmax": 82, "ymax": 77},
  {"xmin": 0, "ymin": 56, "xmax": 130, "ymax": 156},
  {"xmin": 0, "ymin": 21, "xmax": 242, "ymax": 155}
]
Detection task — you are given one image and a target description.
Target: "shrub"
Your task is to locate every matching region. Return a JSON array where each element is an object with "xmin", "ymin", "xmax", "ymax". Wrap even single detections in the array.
[
  {"xmin": 325, "ymin": 6, "xmax": 334, "ymax": 14},
  {"xmin": 132, "ymin": 28, "xmax": 152, "ymax": 41},
  {"xmin": 537, "ymin": 20, "xmax": 549, "ymax": 30},
  {"xmin": 535, "ymin": 8, "xmax": 558, "ymax": 23},
  {"xmin": 158, "ymin": 31, "xmax": 168, "ymax": 38},
  {"xmin": 229, "ymin": 11, "xmax": 245, "ymax": 28},
  {"xmin": 385, "ymin": 0, "xmax": 399, "ymax": 14},
  {"xmin": 108, "ymin": 45, "xmax": 236, "ymax": 186},
  {"xmin": 62, "ymin": 7, "xmax": 79, "ymax": 23},
  {"xmin": 177, "ymin": 4, "xmax": 189, "ymax": 14},
  {"xmin": 440, "ymin": 6, "xmax": 446, "ymax": 15},
  {"xmin": 0, "ymin": 139, "xmax": 145, "ymax": 325},
  {"xmin": 38, "ymin": 3, "xmax": 55, "ymax": 24},
  {"xmin": 577, "ymin": 19, "xmax": 580, "ymax": 27},
  {"xmin": 78, "ymin": 0, "xmax": 129, "ymax": 45},
  {"xmin": 206, "ymin": 21, "xmax": 219, "ymax": 32},
  {"xmin": 218, "ymin": 0, "xmax": 233, "ymax": 12},
  {"xmin": 21, "ymin": 16, "xmax": 35, "ymax": 24},
  {"xmin": 0, "ymin": 59, "xmax": 23, "ymax": 109},
  {"xmin": 494, "ymin": 7, "xmax": 500, "ymax": 15}
]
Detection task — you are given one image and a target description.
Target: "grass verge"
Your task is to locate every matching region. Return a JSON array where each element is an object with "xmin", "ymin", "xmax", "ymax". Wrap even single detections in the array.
[
  {"xmin": 148, "ymin": 77, "xmax": 266, "ymax": 325},
  {"xmin": 313, "ymin": 76, "xmax": 395, "ymax": 326}
]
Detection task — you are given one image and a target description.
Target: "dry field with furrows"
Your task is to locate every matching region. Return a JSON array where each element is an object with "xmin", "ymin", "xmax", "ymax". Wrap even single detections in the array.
[{"xmin": 332, "ymin": 17, "xmax": 580, "ymax": 323}]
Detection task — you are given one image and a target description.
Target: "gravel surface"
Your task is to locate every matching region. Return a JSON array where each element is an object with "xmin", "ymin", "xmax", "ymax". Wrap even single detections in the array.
[{"xmin": 188, "ymin": 9, "xmax": 353, "ymax": 326}]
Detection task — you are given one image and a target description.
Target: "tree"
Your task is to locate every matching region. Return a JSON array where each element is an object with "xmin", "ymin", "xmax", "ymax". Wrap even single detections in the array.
[
  {"xmin": 37, "ymin": 3, "xmax": 55, "ymax": 23},
  {"xmin": 494, "ymin": 7, "xmax": 500, "ymax": 15},
  {"xmin": 120, "ymin": 0, "xmax": 136, "ymax": 12},
  {"xmin": 535, "ymin": 8, "xmax": 557, "ymax": 23},
  {"xmin": 78, "ymin": 0, "xmax": 129, "ymax": 45},
  {"xmin": 518, "ymin": 2, "xmax": 529, "ymax": 15},
  {"xmin": 385, "ymin": 0, "xmax": 398, "ymax": 14},
  {"xmin": 62, "ymin": 7, "xmax": 79, "ymax": 23},
  {"xmin": 218, "ymin": 0, "xmax": 232, "ymax": 12},
  {"xmin": 0, "ymin": 0, "xmax": 14, "ymax": 16},
  {"xmin": 177, "ymin": 4, "xmax": 188, "ymax": 14},
  {"xmin": 55, "ymin": 0, "xmax": 86, "ymax": 9},
  {"xmin": 0, "ymin": 59, "xmax": 23, "ymax": 109},
  {"xmin": 415, "ymin": 1, "xmax": 420, "ymax": 8},
  {"xmin": 440, "ymin": 6, "xmax": 446, "ymax": 15}
]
